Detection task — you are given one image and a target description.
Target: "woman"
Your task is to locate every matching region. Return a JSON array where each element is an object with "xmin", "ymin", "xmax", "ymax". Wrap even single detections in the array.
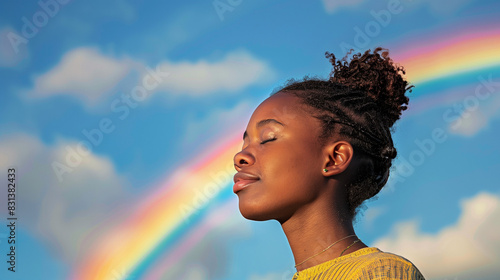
[{"xmin": 233, "ymin": 48, "xmax": 425, "ymax": 279}]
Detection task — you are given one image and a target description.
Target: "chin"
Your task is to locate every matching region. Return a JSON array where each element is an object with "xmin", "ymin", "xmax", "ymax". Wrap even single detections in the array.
[
  {"xmin": 238, "ymin": 200, "xmax": 293, "ymax": 222},
  {"xmin": 238, "ymin": 201, "xmax": 275, "ymax": 221}
]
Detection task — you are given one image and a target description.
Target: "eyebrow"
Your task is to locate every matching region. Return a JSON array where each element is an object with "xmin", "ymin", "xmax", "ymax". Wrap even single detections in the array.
[{"xmin": 243, "ymin": 118, "xmax": 285, "ymax": 140}]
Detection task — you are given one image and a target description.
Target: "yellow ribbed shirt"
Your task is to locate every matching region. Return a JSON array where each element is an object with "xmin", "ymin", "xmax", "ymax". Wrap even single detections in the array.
[{"xmin": 292, "ymin": 247, "xmax": 425, "ymax": 280}]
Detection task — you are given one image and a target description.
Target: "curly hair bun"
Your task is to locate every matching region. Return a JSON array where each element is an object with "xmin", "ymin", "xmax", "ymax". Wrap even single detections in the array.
[{"xmin": 326, "ymin": 47, "xmax": 413, "ymax": 128}]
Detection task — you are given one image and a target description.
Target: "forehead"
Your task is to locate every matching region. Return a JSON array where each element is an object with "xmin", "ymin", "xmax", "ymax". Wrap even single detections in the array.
[{"xmin": 247, "ymin": 91, "xmax": 318, "ymax": 129}]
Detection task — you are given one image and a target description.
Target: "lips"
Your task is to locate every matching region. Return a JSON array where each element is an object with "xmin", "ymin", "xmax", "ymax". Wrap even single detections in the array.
[{"xmin": 233, "ymin": 172, "xmax": 260, "ymax": 193}]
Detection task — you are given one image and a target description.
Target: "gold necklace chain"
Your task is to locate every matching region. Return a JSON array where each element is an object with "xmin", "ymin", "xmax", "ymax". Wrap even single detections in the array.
[
  {"xmin": 340, "ymin": 239, "xmax": 360, "ymax": 256},
  {"xmin": 294, "ymin": 234, "xmax": 356, "ymax": 268}
]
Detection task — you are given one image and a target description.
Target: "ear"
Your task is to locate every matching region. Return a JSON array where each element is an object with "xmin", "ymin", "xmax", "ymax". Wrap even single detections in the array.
[{"xmin": 322, "ymin": 141, "xmax": 354, "ymax": 176}]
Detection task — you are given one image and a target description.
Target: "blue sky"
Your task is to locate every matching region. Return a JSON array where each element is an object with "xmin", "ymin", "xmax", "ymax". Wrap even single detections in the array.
[{"xmin": 1, "ymin": 0, "xmax": 499, "ymax": 279}]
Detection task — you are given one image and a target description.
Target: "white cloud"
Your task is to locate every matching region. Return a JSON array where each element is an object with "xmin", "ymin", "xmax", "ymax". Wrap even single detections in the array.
[
  {"xmin": 322, "ymin": 0, "xmax": 365, "ymax": 13},
  {"xmin": 449, "ymin": 109, "xmax": 488, "ymax": 136},
  {"xmin": 374, "ymin": 192, "xmax": 500, "ymax": 279},
  {"xmin": 29, "ymin": 47, "xmax": 133, "ymax": 106},
  {"xmin": 448, "ymin": 89, "xmax": 500, "ymax": 137},
  {"xmin": 0, "ymin": 133, "xmax": 132, "ymax": 262},
  {"xmin": 27, "ymin": 47, "xmax": 274, "ymax": 108},
  {"xmin": 154, "ymin": 50, "xmax": 276, "ymax": 95}
]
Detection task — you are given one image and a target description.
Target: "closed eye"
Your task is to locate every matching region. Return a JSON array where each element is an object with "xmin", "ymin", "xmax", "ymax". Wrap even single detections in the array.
[{"xmin": 260, "ymin": 137, "xmax": 277, "ymax": 144}]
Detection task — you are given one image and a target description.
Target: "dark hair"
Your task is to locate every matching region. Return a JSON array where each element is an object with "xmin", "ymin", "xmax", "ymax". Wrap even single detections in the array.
[{"xmin": 273, "ymin": 47, "xmax": 413, "ymax": 220}]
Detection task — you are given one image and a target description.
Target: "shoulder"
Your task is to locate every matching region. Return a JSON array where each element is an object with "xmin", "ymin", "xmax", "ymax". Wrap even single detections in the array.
[{"xmin": 351, "ymin": 248, "xmax": 426, "ymax": 280}]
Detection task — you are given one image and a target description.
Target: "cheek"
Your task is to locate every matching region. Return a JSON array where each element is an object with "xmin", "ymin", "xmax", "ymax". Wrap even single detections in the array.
[
  {"xmin": 263, "ymin": 146, "xmax": 321, "ymax": 198},
  {"xmin": 237, "ymin": 144, "xmax": 323, "ymax": 220}
]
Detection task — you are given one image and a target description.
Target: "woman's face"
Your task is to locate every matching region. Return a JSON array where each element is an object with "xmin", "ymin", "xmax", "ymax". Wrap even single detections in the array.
[{"xmin": 233, "ymin": 91, "xmax": 327, "ymax": 222}]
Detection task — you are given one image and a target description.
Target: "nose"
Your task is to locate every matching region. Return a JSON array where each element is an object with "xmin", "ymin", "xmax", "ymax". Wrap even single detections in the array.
[{"xmin": 233, "ymin": 149, "xmax": 255, "ymax": 171}]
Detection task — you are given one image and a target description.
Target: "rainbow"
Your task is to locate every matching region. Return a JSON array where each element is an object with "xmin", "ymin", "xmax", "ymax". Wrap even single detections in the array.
[
  {"xmin": 393, "ymin": 27, "xmax": 500, "ymax": 84},
  {"xmin": 71, "ymin": 135, "xmax": 242, "ymax": 280},
  {"xmin": 71, "ymin": 25, "xmax": 500, "ymax": 279}
]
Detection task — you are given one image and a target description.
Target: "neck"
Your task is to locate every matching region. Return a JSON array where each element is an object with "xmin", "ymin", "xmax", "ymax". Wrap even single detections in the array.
[{"xmin": 280, "ymin": 198, "xmax": 366, "ymax": 271}]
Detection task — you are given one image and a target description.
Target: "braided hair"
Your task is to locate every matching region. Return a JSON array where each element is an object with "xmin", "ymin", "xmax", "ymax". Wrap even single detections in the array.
[{"xmin": 273, "ymin": 47, "xmax": 413, "ymax": 220}]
